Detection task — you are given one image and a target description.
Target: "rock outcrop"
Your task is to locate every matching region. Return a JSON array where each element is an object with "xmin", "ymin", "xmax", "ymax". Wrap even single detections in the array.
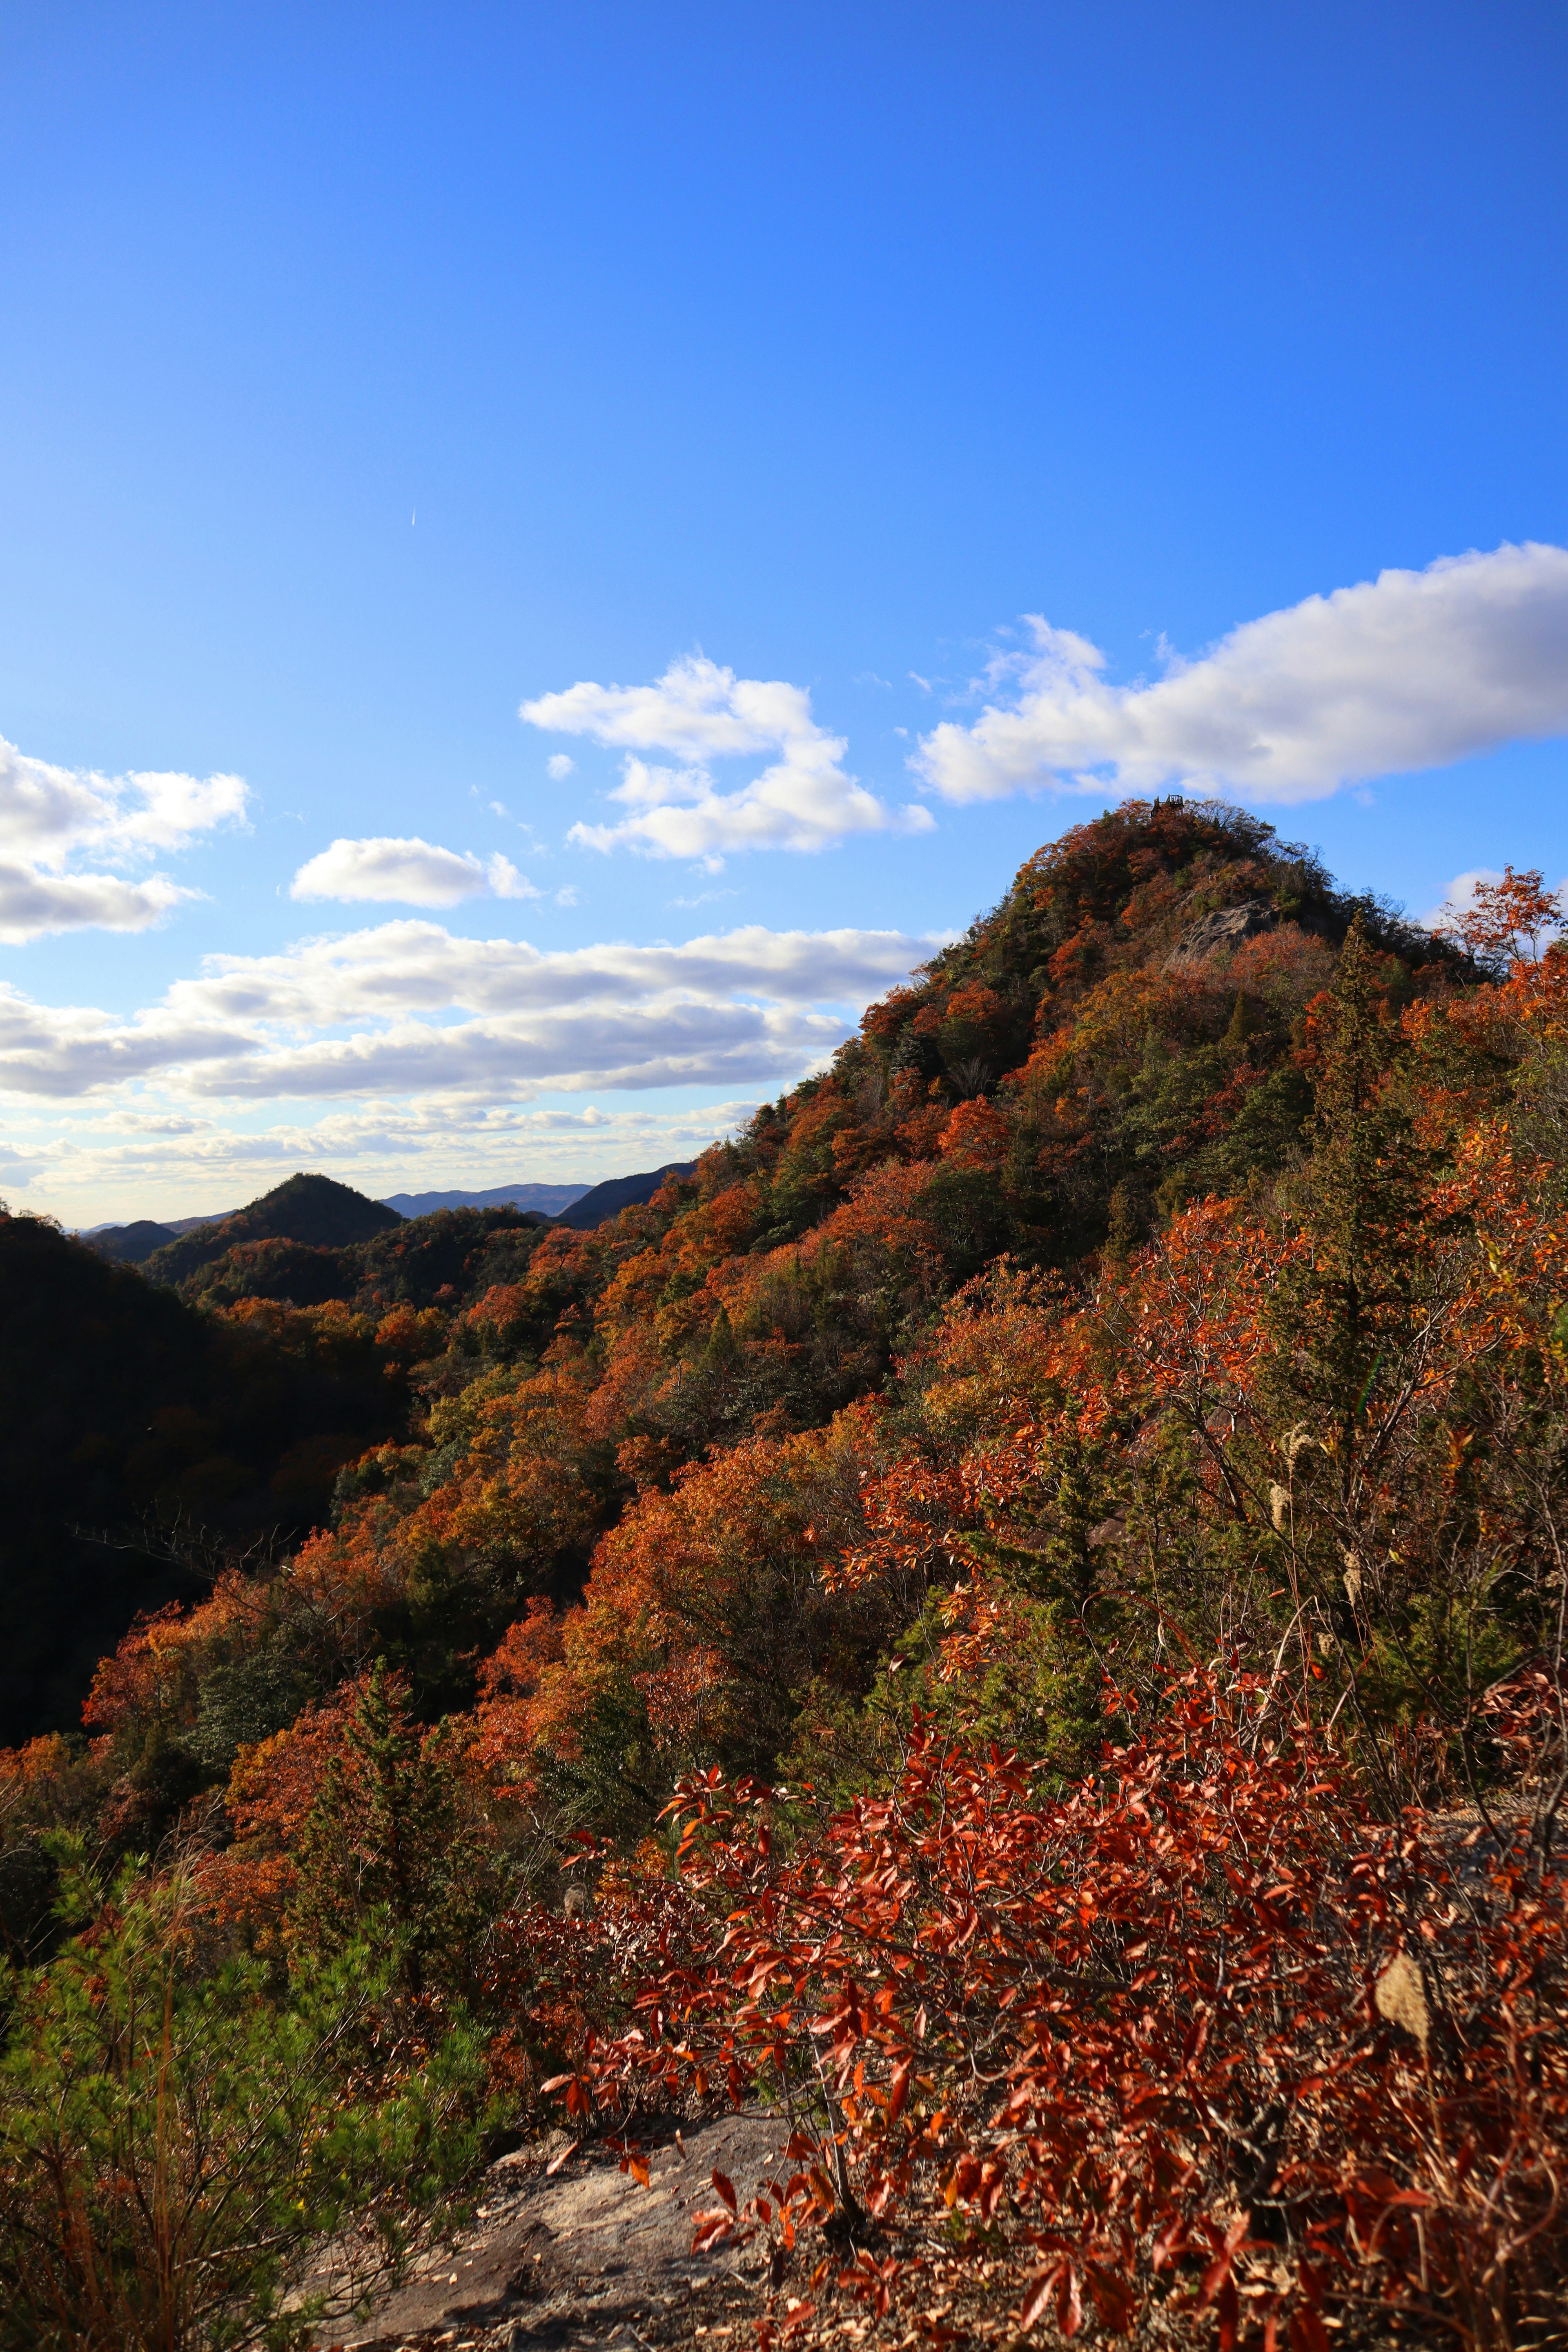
[{"xmin": 1164, "ymin": 897, "xmax": 1278, "ymax": 970}]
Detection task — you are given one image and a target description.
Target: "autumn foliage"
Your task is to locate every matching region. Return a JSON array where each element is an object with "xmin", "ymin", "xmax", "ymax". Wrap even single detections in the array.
[
  {"xmin": 4, "ymin": 800, "xmax": 1567, "ymax": 2347},
  {"xmin": 567, "ymin": 1668, "xmax": 1566, "ymax": 2349}
]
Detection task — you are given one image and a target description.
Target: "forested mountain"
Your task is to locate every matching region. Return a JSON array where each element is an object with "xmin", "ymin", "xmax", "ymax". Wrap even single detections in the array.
[
  {"xmin": 3, "ymin": 798, "xmax": 1565, "ymax": 2350},
  {"xmin": 140, "ymin": 1170, "xmax": 404, "ymax": 1286}
]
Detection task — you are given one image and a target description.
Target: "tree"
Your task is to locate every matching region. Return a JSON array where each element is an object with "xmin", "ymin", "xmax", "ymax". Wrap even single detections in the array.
[
  {"xmin": 290, "ymin": 1664, "xmax": 492, "ymax": 1997},
  {"xmin": 1265, "ymin": 917, "xmax": 1423, "ymax": 1501},
  {"xmin": 1442, "ymin": 864, "xmax": 1564, "ymax": 975},
  {"xmin": 0, "ymin": 1842, "xmax": 485, "ymax": 2352},
  {"xmin": 564, "ymin": 1670, "xmax": 1568, "ymax": 2352}
]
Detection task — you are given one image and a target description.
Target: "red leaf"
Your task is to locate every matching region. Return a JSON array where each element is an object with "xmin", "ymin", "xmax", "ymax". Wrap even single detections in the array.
[
  {"xmin": 1019, "ymin": 2264, "xmax": 1062, "ymax": 2332},
  {"xmin": 1084, "ymin": 2264, "xmax": 1139, "ymax": 2336},
  {"xmin": 1289, "ymin": 2310, "xmax": 1331, "ymax": 2352},
  {"xmin": 692, "ymin": 2209, "xmax": 735, "ymax": 2254},
  {"xmin": 713, "ymin": 2166, "xmax": 738, "ymax": 2213}
]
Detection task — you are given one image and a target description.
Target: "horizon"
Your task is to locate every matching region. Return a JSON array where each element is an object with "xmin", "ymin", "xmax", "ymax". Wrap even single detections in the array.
[{"xmin": 3, "ymin": 4, "xmax": 1565, "ymax": 1225}]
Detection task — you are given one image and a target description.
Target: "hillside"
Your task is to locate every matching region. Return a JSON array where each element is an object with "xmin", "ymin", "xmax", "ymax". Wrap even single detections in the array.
[
  {"xmin": 547, "ymin": 1159, "xmax": 699, "ymax": 1229},
  {"xmin": 0, "ymin": 1196, "xmax": 563, "ymax": 1742},
  {"xmin": 3, "ymin": 799, "xmax": 1564, "ymax": 2349},
  {"xmin": 140, "ymin": 1171, "xmax": 402, "ymax": 1287},
  {"xmin": 85, "ymin": 1217, "xmax": 177, "ymax": 1265},
  {"xmin": 0, "ymin": 800, "xmax": 1456, "ymax": 1743},
  {"xmin": 0, "ymin": 1217, "xmax": 426, "ymax": 1742}
]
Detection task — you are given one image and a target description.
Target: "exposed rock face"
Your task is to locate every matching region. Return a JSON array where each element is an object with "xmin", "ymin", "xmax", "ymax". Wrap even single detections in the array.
[{"xmin": 1164, "ymin": 897, "xmax": 1278, "ymax": 971}]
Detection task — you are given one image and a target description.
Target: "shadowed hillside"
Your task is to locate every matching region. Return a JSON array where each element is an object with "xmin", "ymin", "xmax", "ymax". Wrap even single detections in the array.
[
  {"xmin": 546, "ymin": 1160, "xmax": 698, "ymax": 1230},
  {"xmin": 84, "ymin": 1218, "xmax": 178, "ymax": 1265},
  {"xmin": 0, "ymin": 1217, "xmax": 424, "ymax": 1740}
]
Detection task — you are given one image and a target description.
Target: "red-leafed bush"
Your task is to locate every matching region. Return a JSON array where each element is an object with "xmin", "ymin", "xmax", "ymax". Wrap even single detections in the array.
[{"xmin": 562, "ymin": 1668, "xmax": 1566, "ymax": 2348}]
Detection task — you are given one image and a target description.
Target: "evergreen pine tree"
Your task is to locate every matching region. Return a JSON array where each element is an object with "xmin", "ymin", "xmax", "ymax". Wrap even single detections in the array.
[
  {"xmin": 1265, "ymin": 916, "xmax": 1422, "ymax": 1506},
  {"xmin": 292, "ymin": 1663, "xmax": 489, "ymax": 1995}
]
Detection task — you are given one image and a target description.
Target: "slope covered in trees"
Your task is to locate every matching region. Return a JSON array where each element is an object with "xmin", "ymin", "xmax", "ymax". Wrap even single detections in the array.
[
  {"xmin": 3, "ymin": 800, "xmax": 1566, "ymax": 2350},
  {"xmin": 140, "ymin": 1170, "xmax": 405, "ymax": 1287}
]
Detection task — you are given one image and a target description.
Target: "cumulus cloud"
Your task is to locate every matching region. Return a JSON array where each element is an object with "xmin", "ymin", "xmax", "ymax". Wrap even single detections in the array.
[
  {"xmin": 0, "ymin": 919, "xmax": 936, "ymax": 1103},
  {"xmin": 521, "ymin": 654, "xmax": 933, "ymax": 863},
  {"xmin": 0, "ymin": 733, "xmax": 249, "ymax": 942},
  {"xmin": 290, "ymin": 836, "xmax": 541, "ymax": 906},
  {"xmin": 546, "ymin": 753, "xmax": 575, "ymax": 780},
  {"xmin": 914, "ymin": 543, "xmax": 1568, "ymax": 806}
]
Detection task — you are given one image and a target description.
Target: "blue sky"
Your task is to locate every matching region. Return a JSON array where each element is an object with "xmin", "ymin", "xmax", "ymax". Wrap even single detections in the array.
[{"xmin": 2, "ymin": 1, "xmax": 1566, "ymax": 1222}]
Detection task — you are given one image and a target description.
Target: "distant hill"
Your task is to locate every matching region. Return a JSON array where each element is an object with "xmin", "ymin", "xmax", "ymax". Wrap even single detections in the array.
[
  {"xmin": 80, "ymin": 1211, "xmax": 234, "ymax": 1237},
  {"xmin": 86, "ymin": 1219, "xmax": 178, "ymax": 1266},
  {"xmin": 143, "ymin": 1173, "xmax": 403, "ymax": 1287},
  {"xmin": 381, "ymin": 1183, "xmax": 591, "ymax": 1217},
  {"xmin": 548, "ymin": 1162, "xmax": 699, "ymax": 1230}
]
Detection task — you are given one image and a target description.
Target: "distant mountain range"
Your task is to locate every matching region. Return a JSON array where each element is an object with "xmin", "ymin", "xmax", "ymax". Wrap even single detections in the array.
[
  {"xmin": 134, "ymin": 1174, "xmax": 403, "ymax": 1286},
  {"xmin": 88, "ymin": 1219, "xmax": 186, "ymax": 1265},
  {"xmin": 380, "ymin": 1183, "xmax": 590, "ymax": 1217}
]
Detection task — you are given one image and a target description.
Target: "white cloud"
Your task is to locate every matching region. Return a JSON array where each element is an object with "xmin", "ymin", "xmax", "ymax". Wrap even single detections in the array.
[
  {"xmin": 488, "ymin": 855, "xmax": 536, "ymax": 900},
  {"xmin": 0, "ymin": 867, "xmax": 192, "ymax": 941},
  {"xmin": 546, "ymin": 753, "xmax": 575, "ymax": 780},
  {"xmin": 0, "ymin": 919, "xmax": 936, "ymax": 1104},
  {"xmin": 290, "ymin": 836, "xmax": 542, "ymax": 906},
  {"xmin": 521, "ymin": 653, "xmax": 933, "ymax": 863},
  {"xmin": 914, "ymin": 543, "xmax": 1568, "ymax": 806},
  {"xmin": 0, "ymin": 1140, "xmax": 47, "ymax": 1187},
  {"xmin": 26, "ymin": 1097, "xmax": 771, "ymax": 1227},
  {"xmin": 0, "ymin": 733, "xmax": 249, "ymax": 942}
]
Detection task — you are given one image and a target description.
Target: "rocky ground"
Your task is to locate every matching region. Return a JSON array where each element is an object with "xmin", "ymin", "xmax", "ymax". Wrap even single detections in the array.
[
  {"xmin": 316, "ymin": 2109, "xmax": 787, "ymax": 2352},
  {"xmin": 310, "ymin": 2109, "xmax": 1033, "ymax": 2352}
]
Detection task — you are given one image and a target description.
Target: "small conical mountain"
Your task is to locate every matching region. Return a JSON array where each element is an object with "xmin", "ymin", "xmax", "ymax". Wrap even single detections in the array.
[{"xmin": 142, "ymin": 1172, "xmax": 402, "ymax": 1286}]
